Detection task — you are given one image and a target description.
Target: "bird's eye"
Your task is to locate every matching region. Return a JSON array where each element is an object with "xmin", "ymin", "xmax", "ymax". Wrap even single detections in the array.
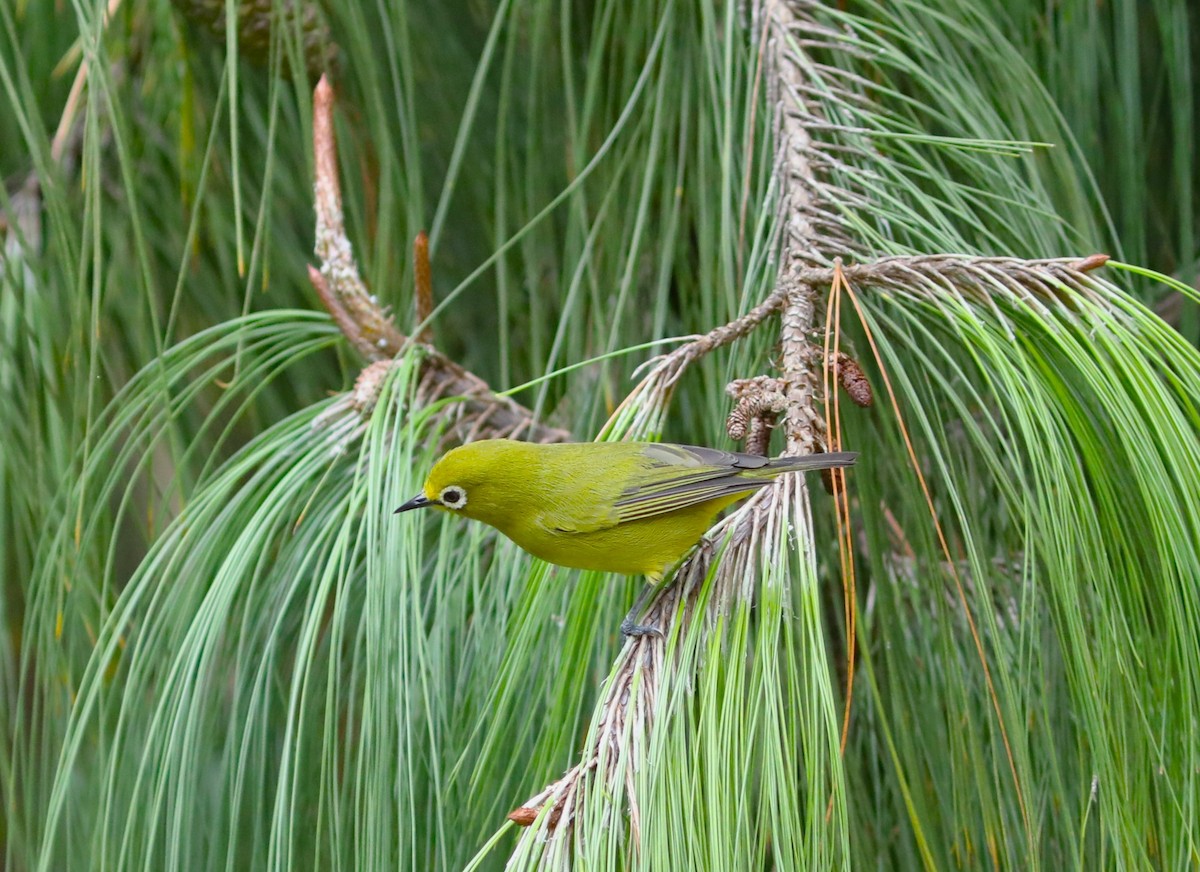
[{"xmin": 439, "ymin": 486, "xmax": 467, "ymax": 509}]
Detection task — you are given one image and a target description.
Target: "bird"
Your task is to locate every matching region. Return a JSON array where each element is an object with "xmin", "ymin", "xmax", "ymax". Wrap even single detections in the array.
[{"xmin": 395, "ymin": 439, "xmax": 856, "ymax": 633}]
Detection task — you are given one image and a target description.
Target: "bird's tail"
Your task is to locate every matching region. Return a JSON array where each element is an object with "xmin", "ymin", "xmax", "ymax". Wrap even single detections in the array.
[{"xmin": 765, "ymin": 451, "xmax": 857, "ymax": 473}]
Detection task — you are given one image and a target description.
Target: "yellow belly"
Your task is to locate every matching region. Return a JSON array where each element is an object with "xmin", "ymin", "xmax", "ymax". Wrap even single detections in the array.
[{"xmin": 506, "ymin": 497, "xmax": 743, "ymax": 577}]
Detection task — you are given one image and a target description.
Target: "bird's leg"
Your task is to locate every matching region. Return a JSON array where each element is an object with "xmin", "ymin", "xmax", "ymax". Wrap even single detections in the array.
[{"xmin": 620, "ymin": 575, "xmax": 669, "ymax": 639}]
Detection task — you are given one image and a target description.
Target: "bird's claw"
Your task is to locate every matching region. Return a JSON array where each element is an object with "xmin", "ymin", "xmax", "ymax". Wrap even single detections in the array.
[{"xmin": 620, "ymin": 617, "xmax": 664, "ymax": 639}]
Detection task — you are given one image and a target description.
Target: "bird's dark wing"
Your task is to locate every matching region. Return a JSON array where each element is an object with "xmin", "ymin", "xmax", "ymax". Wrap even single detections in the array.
[
  {"xmin": 612, "ymin": 444, "xmax": 856, "ymax": 522},
  {"xmin": 612, "ymin": 444, "xmax": 774, "ymax": 523}
]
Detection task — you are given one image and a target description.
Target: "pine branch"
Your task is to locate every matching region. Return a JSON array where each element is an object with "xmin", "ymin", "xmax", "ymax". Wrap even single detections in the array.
[{"xmin": 500, "ymin": 0, "xmax": 1117, "ymax": 846}]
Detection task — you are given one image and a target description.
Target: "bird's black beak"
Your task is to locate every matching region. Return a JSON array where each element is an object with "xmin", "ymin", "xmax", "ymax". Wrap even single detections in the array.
[{"xmin": 394, "ymin": 493, "xmax": 438, "ymax": 514}]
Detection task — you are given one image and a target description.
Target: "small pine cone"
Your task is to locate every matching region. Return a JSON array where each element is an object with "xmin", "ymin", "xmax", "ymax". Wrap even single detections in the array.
[
  {"xmin": 835, "ymin": 352, "xmax": 873, "ymax": 407},
  {"xmin": 744, "ymin": 416, "xmax": 772, "ymax": 457},
  {"xmin": 726, "ymin": 405, "xmax": 750, "ymax": 441}
]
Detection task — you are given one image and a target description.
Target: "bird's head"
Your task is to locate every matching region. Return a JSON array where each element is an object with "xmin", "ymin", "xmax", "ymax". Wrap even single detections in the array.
[{"xmin": 394, "ymin": 439, "xmax": 529, "ymax": 525}]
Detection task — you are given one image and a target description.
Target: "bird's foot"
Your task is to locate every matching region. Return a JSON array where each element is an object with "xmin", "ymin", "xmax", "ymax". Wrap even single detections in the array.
[
  {"xmin": 620, "ymin": 581, "xmax": 664, "ymax": 639},
  {"xmin": 619, "ymin": 616, "xmax": 664, "ymax": 639}
]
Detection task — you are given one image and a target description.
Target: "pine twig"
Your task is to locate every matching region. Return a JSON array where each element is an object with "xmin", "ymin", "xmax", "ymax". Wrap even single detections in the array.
[
  {"xmin": 307, "ymin": 75, "xmax": 569, "ymax": 444},
  {"xmin": 412, "ymin": 231, "xmax": 434, "ymax": 346}
]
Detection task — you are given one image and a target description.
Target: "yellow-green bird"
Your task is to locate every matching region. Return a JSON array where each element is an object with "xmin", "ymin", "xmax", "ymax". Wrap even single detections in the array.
[{"xmin": 395, "ymin": 439, "xmax": 856, "ymax": 582}]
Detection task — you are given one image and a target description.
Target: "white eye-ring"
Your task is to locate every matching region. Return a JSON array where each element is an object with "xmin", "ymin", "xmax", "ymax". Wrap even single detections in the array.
[{"xmin": 439, "ymin": 485, "xmax": 467, "ymax": 510}]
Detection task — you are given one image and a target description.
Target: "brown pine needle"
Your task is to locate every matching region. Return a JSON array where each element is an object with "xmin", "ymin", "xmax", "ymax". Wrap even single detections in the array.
[
  {"xmin": 826, "ymin": 263, "xmax": 859, "ymax": 761},
  {"xmin": 841, "ymin": 277, "xmax": 1033, "ymax": 841}
]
